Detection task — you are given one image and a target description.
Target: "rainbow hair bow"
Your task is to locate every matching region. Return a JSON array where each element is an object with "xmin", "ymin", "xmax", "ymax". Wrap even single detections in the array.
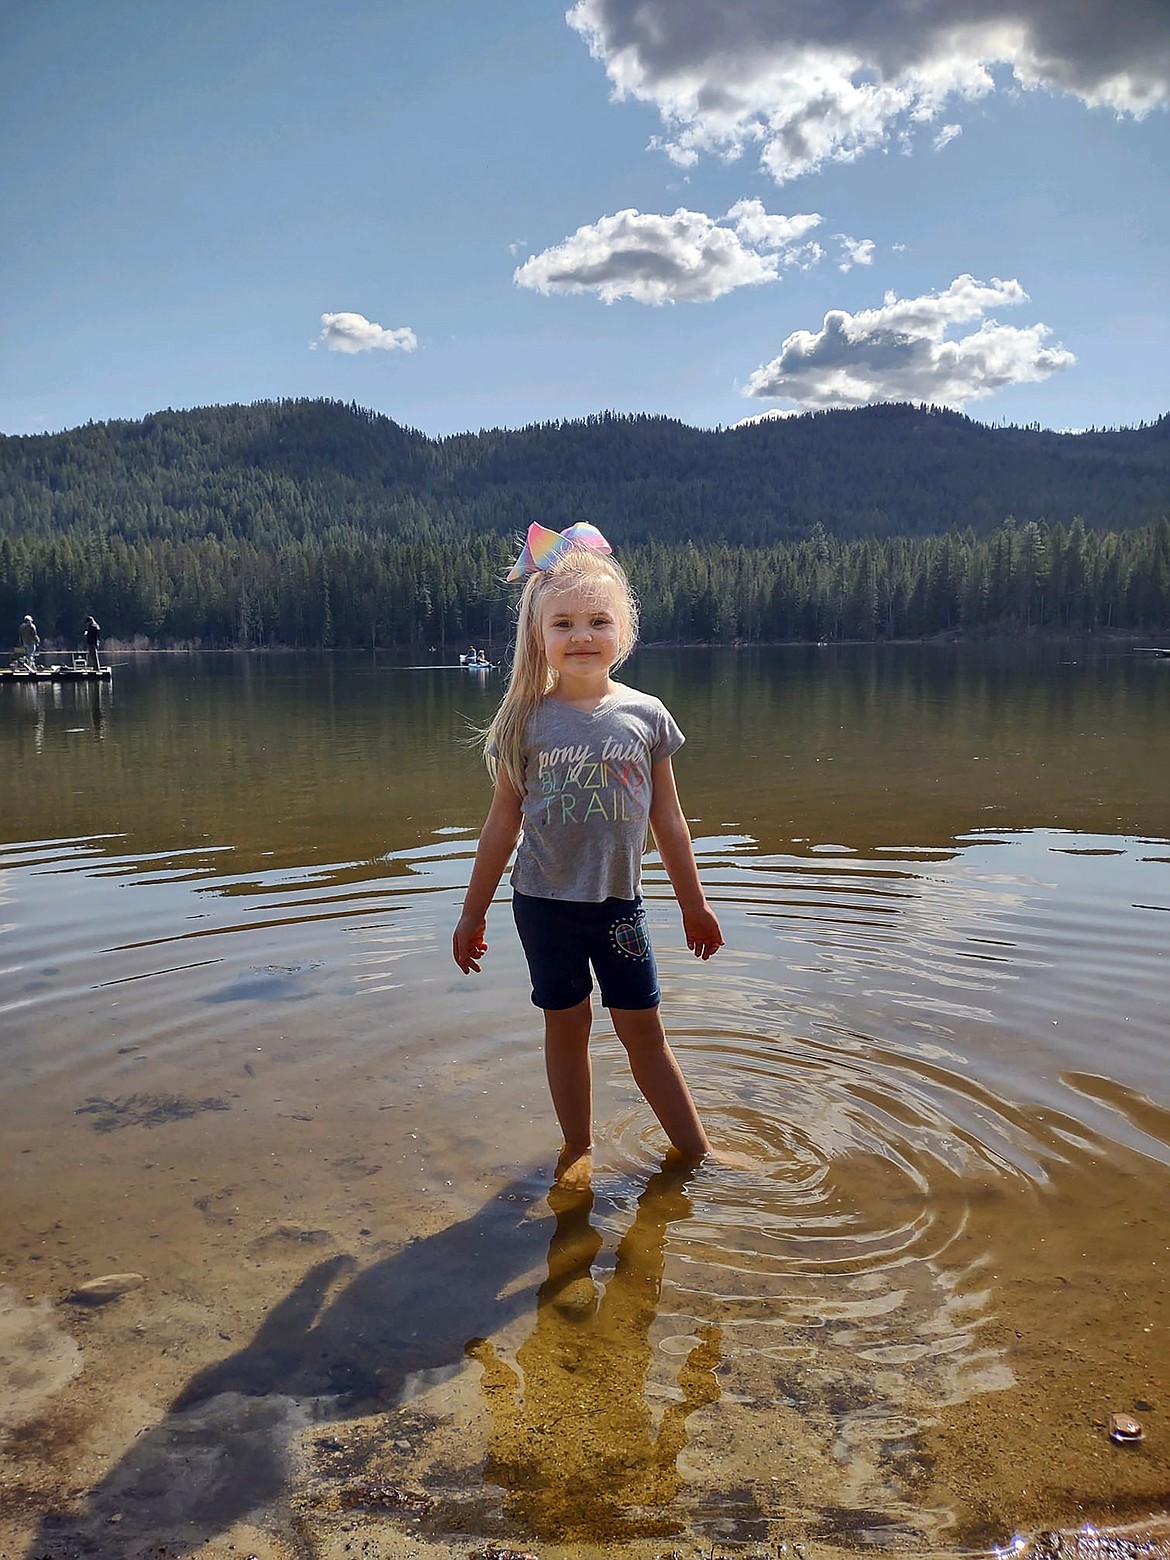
[{"xmin": 506, "ymin": 522, "xmax": 612, "ymax": 582}]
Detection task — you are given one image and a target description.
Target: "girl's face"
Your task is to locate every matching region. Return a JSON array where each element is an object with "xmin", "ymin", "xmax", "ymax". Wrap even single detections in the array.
[{"xmin": 540, "ymin": 582, "xmax": 625, "ymax": 684}]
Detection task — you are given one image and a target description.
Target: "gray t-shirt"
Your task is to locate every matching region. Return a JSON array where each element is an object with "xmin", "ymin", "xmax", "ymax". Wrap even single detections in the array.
[{"xmin": 511, "ymin": 687, "xmax": 685, "ymax": 903}]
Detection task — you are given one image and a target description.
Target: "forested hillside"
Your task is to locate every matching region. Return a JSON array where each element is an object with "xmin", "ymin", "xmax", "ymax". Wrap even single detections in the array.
[
  {"xmin": 1, "ymin": 399, "xmax": 1168, "ymax": 646},
  {"xmin": 3, "ymin": 398, "xmax": 1169, "ymax": 544}
]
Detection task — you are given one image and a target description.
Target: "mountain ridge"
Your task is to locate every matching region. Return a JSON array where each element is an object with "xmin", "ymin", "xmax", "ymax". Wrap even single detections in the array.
[{"xmin": 2, "ymin": 398, "xmax": 1167, "ymax": 548}]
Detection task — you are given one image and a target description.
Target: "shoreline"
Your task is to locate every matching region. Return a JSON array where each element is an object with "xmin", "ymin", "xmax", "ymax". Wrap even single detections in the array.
[{"xmin": 20, "ymin": 629, "xmax": 1170, "ymax": 658}]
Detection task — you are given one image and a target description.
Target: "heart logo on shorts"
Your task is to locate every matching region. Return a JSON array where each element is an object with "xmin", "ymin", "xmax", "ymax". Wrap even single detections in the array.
[{"xmin": 611, "ymin": 916, "xmax": 650, "ymax": 961}]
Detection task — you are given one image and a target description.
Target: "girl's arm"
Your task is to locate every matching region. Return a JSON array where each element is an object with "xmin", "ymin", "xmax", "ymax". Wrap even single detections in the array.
[
  {"xmin": 648, "ymin": 756, "xmax": 724, "ymax": 960},
  {"xmin": 452, "ymin": 770, "xmax": 524, "ymax": 973}
]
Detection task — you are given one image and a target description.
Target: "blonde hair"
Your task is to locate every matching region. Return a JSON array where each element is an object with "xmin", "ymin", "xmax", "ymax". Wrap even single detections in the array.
[{"xmin": 484, "ymin": 548, "xmax": 639, "ymax": 794}]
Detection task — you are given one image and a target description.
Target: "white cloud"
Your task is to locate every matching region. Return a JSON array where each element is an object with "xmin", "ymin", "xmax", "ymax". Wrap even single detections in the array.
[
  {"xmin": 744, "ymin": 274, "xmax": 1075, "ymax": 409},
  {"xmin": 933, "ymin": 122, "xmax": 964, "ymax": 151},
  {"xmin": 835, "ymin": 235, "xmax": 876, "ymax": 271},
  {"xmin": 568, "ymin": 0, "xmax": 1170, "ymax": 182},
  {"xmin": 313, "ymin": 312, "xmax": 417, "ymax": 354},
  {"xmin": 725, "ymin": 198, "xmax": 822, "ymax": 256},
  {"xmin": 514, "ymin": 203, "xmax": 821, "ymax": 304}
]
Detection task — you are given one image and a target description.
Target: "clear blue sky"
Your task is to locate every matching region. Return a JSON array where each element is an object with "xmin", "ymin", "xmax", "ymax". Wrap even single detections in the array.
[{"xmin": 2, "ymin": 0, "xmax": 1167, "ymax": 438}]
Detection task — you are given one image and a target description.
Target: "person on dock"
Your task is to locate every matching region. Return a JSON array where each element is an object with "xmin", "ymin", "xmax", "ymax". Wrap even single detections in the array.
[
  {"xmin": 452, "ymin": 522, "xmax": 723, "ymax": 1184},
  {"xmin": 18, "ymin": 614, "xmax": 40, "ymax": 669},
  {"xmin": 83, "ymin": 614, "xmax": 102, "ymax": 670}
]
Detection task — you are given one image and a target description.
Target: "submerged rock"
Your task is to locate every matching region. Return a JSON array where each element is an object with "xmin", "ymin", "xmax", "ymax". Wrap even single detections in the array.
[
  {"xmin": 66, "ymin": 1272, "xmax": 146, "ymax": 1305},
  {"xmin": 338, "ymin": 1481, "xmax": 433, "ymax": 1513},
  {"xmin": 1109, "ymin": 1412, "xmax": 1145, "ymax": 1444}
]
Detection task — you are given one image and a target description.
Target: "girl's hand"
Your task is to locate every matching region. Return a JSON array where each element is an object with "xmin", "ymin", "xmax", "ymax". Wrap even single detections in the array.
[
  {"xmin": 453, "ymin": 913, "xmax": 489, "ymax": 974},
  {"xmin": 683, "ymin": 902, "xmax": 723, "ymax": 960}
]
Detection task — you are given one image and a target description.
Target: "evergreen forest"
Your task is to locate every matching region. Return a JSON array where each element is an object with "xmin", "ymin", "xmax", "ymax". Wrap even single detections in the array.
[{"xmin": 2, "ymin": 398, "xmax": 1168, "ymax": 648}]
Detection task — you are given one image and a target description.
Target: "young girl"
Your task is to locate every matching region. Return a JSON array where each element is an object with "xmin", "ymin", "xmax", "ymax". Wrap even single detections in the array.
[{"xmin": 452, "ymin": 523, "xmax": 723, "ymax": 1176}]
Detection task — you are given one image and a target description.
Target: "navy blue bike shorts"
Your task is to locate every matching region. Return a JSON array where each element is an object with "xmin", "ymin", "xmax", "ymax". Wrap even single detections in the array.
[{"xmin": 511, "ymin": 889, "xmax": 661, "ymax": 1012}]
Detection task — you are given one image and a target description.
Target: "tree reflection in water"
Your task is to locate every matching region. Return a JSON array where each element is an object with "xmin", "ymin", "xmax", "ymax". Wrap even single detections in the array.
[{"xmin": 468, "ymin": 1161, "xmax": 722, "ymax": 1540}]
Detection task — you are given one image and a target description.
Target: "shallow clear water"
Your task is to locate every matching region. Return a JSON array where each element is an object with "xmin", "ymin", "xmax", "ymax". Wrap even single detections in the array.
[{"xmin": 2, "ymin": 646, "xmax": 1169, "ymax": 1555}]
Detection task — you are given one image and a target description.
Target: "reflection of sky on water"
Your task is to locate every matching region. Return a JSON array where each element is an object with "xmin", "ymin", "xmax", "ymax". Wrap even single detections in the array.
[{"xmin": 3, "ymin": 823, "xmax": 1168, "ymax": 1168}]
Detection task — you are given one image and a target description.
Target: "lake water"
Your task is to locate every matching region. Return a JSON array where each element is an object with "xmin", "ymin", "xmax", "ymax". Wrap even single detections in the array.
[{"xmin": 2, "ymin": 645, "xmax": 1169, "ymax": 1559}]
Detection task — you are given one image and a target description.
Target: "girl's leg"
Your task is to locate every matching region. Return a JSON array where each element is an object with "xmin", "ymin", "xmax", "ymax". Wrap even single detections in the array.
[
  {"xmin": 609, "ymin": 1006, "xmax": 711, "ymax": 1159},
  {"xmin": 543, "ymin": 997, "xmax": 594, "ymax": 1158}
]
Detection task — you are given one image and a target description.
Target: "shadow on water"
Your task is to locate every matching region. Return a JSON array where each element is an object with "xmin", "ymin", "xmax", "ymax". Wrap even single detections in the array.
[
  {"xmin": 468, "ymin": 1159, "xmax": 721, "ymax": 1541},
  {"xmin": 23, "ymin": 1163, "xmax": 718, "ymax": 1555},
  {"xmin": 24, "ymin": 1175, "xmax": 554, "ymax": 1558}
]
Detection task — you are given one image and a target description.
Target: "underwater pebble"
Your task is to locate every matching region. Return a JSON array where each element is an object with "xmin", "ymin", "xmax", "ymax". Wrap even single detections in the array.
[
  {"xmin": 66, "ymin": 1272, "xmax": 145, "ymax": 1305},
  {"xmin": 1109, "ymin": 1412, "xmax": 1144, "ymax": 1443}
]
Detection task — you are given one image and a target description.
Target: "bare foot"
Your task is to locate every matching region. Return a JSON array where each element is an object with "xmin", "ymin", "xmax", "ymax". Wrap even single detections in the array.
[
  {"xmin": 664, "ymin": 1144, "xmax": 760, "ymax": 1173},
  {"xmin": 554, "ymin": 1144, "xmax": 594, "ymax": 1191},
  {"xmin": 662, "ymin": 1143, "xmax": 709, "ymax": 1170}
]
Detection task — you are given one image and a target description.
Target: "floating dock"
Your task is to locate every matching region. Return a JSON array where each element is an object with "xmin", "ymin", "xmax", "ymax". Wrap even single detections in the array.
[{"xmin": 1, "ymin": 664, "xmax": 112, "ymax": 683}]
